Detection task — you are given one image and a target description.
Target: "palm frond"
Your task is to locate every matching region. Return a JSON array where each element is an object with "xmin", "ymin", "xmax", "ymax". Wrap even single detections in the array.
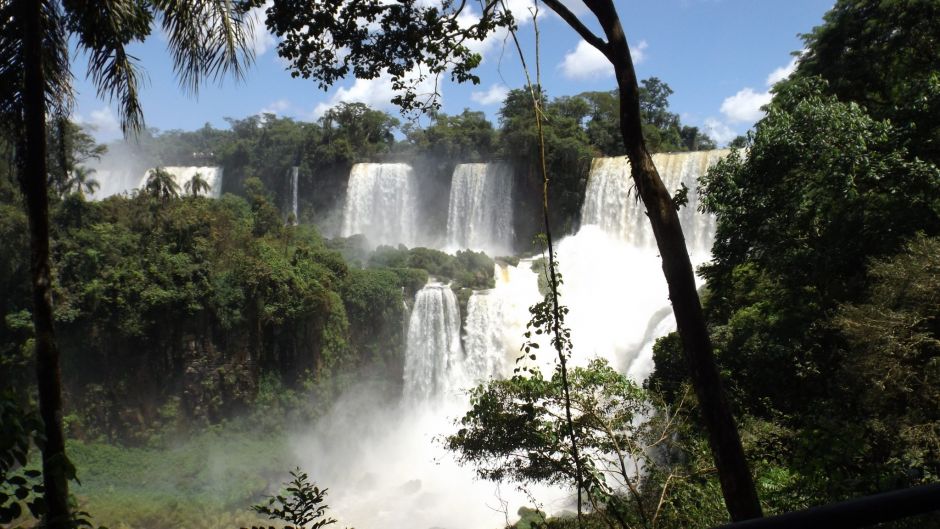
[
  {"xmin": 0, "ymin": 0, "xmax": 72, "ymax": 134},
  {"xmin": 63, "ymin": 0, "xmax": 153, "ymax": 135},
  {"xmin": 154, "ymin": 0, "xmax": 257, "ymax": 95}
]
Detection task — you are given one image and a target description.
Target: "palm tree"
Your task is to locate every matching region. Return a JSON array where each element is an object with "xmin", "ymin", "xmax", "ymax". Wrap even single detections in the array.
[
  {"xmin": 63, "ymin": 166, "xmax": 100, "ymax": 198},
  {"xmin": 0, "ymin": 2, "xmax": 256, "ymax": 526},
  {"xmin": 145, "ymin": 167, "xmax": 181, "ymax": 201},
  {"xmin": 184, "ymin": 171, "xmax": 211, "ymax": 197}
]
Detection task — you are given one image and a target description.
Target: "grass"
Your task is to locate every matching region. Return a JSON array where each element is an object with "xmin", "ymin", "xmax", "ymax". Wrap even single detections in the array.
[{"xmin": 68, "ymin": 427, "xmax": 298, "ymax": 529}]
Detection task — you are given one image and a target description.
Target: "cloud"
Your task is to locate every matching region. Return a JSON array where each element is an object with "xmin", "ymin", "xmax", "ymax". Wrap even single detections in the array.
[
  {"xmin": 246, "ymin": 1, "xmax": 276, "ymax": 57},
  {"xmin": 456, "ymin": 0, "xmax": 540, "ymax": 58},
  {"xmin": 259, "ymin": 99, "xmax": 292, "ymax": 116},
  {"xmin": 471, "ymin": 84, "xmax": 509, "ymax": 106},
  {"xmin": 559, "ymin": 39, "xmax": 647, "ymax": 80},
  {"xmin": 631, "ymin": 40, "xmax": 649, "ymax": 64},
  {"xmin": 311, "ymin": 68, "xmax": 438, "ymax": 119},
  {"xmin": 703, "ymin": 117, "xmax": 737, "ymax": 145},
  {"xmin": 560, "ymin": 40, "xmax": 611, "ymax": 79},
  {"xmin": 765, "ymin": 55, "xmax": 798, "ymax": 86},
  {"xmin": 719, "ymin": 53, "xmax": 805, "ymax": 125},
  {"xmin": 76, "ymin": 107, "xmax": 122, "ymax": 140},
  {"xmin": 719, "ymin": 87, "xmax": 772, "ymax": 123}
]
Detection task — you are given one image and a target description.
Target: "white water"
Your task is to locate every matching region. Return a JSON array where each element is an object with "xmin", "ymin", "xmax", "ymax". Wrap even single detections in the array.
[
  {"xmin": 139, "ymin": 166, "xmax": 224, "ymax": 198},
  {"xmin": 89, "ymin": 168, "xmax": 142, "ymax": 199},
  {"xmin": 294, "ymin": 151, "xmax": 728, "ymax": 529},
  {"xmin": 445, "ymin": 163, "xmax": 514, "ymax": 256},
  {"xmin": 341, "ymin": 163, "xmax": 420, "ymax": 247},
  {"xmin": 580, "ymin": 150, "xmax": 727, "ymax": 259},
  {"xmin": 289, "ymin": 166, "xmax": 299, "ymax": 224},
  {"xmin": 403, "ymin": 284, "xmax": 465, "ymax": 406}
]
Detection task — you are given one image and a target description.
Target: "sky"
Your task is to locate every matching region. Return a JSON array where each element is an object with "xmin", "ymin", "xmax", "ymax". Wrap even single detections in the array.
[{"xmin": 70, "ymin": 0, "xmax": 835, "ymax": 146}]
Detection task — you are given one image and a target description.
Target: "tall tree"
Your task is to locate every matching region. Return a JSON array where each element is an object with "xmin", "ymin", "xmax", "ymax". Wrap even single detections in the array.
[
  {"xmin": 0, "ymin": 2, "xmax": 256, "ymax": 526},
  {"xmin": 265, "ymin": 0, "xmax": 762, "ymax": 521},
  {"xmin": 184, "ymin": 171, "xmax": 211, "ymax": 197}
]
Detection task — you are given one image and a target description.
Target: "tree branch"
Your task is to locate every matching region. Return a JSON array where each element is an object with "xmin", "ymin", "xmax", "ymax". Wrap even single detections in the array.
[{"xmin": 538, "ymin": 0, "xmax": 610, "ymax": 58}]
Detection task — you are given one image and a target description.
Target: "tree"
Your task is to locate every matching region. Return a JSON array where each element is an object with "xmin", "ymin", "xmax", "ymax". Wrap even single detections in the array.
[
  {"xmin": 62, "ymin": 166, "xmax": 100, "ymax": 198},
  {"xmin": 790, "ymin": 0, "xmax": 940, "ymax": 163},
  {"xmin": 0, "ymin": 1, "xmax": 256, "ymax": 526},
  {"xmin": 145, "ymin": 167, "xmax": 182, "ymax": 201},
  {"xmin": 184, "ymin": 171, "xmax": 211, "ymax": 197},
  {"xmin": 265, "ymin": 0, "xmax": 762, "ymax": 520},
  {"xmin": 448, "ymin": 359, "xmax": 689, "ymax": 529}
]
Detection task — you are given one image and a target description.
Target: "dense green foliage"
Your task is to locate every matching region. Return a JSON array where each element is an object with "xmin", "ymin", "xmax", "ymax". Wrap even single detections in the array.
[{"xmin": 644, "ymin": 0, "xmax": 940, "ymax": 522}]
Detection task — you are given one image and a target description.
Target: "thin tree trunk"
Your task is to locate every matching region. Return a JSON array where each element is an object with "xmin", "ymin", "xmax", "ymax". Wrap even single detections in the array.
[
  {"xmin": 21, "ymin": 1, "xmax": 72, "ymax": 526},
  {"xmin": 576, "ymin": 0, "xmax": 763, "ymax": 521}
]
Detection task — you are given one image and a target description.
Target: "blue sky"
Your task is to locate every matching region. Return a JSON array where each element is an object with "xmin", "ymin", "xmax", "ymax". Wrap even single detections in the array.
[{"xmin": 71, "ymin": 0, "xmax": 834, "ymax": 146}]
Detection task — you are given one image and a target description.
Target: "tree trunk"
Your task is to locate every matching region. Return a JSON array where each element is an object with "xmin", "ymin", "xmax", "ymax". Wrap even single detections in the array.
[
  {"xmin": 581, "ymin": 0, "xmax": 764, "ymax": 521},
  {"xmin": 21, "ymin": 1, "xmax": 72, "ymax": 527}
]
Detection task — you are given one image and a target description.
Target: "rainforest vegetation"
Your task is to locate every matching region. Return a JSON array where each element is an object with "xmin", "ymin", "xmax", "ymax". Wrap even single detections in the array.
[{"xmin": 2, "ymin": 0, "xmax": 940, "ymax": 528}]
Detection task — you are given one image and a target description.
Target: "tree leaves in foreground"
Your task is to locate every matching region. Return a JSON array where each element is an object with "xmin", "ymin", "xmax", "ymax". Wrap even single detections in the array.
[
  {"xmin": 249, "ymin": 469, "xmax": 338, "ymax": 529},
  {"xmin": 447, "ymin": 359, "xmax": 690, "ymax": 529}
]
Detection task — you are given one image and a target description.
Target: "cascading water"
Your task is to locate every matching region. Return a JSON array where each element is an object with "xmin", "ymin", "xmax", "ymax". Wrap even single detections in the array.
[
  {"xmin": 289, "ymin": 166, "xmax": 299, "ymax": 224},
  {"xmin": 139, "ymin": 166, "xmax": 224, "ymax": 198},
  {"xmin": 294, "ymin": 150, "xmax": 728, "ymax": 529},
  {"xmin": 402, "ymin": 283, "xmax": 464, "ymax": 406},
  {"xmin": 89, "ymin": 168, "xmax": 143, "ymax": 199},
  {"xmin": 341, "ymin": 163, "xmax": 420, "ymax": 247},
  {"xmin": 445, "ymin": 163, "xmax": 514, "ymax": 256},
  {"xmin": 580, "ymin": 150, "xmax": 727, "ymax": 259}
]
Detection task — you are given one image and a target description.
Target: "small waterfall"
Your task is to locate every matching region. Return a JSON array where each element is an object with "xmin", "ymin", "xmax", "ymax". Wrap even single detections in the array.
[
  {"xmin": 289, "ymin": 166, "xmax": 299, "ymax": 224},
  {"xmin": 139, "ymin": 166, "xmax": 224, "ymax": 198},
  {"xmin": 445, "ymin": 163, "xmax": 514, "ymax": 256},
  {"xmin": 462, "ymin": 291, "xmax": 509, "ymax": 383},
  {"xmin": 580, "ymin": 150, "xmax": 728, "ymax": 258},
  {"xmin": 341, "ymin": 163, "xmax": 419, "ymax": 247},
  {"xmin": 403, "ymin": 283, "xmax": 464, "ymax": 405}
]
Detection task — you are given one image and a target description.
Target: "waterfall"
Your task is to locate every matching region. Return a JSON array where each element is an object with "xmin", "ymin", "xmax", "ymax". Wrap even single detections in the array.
[
  {"xmin": 294, "ymin": 151, "xmax": 727, "ymax": 529},
  {"xmin": 462, "ymin": 291, "xmax": 508, "ymax": 383},
  {"xmin": 581, "ymin": 150, "xmax": 727, "ymax": 258},
  {"xmin": 89, "ymin": 168, "xmax": 142, "ymax": 199},
  {"xmin": 402, "ymin": 283, "xmax": 464, "ymax": 405},
  {"xmin": 139, "ymin": 166, "xmax": 224, "ymax": 198},
  {"xmin": 289, "ymin": 166, "xmax": 299, "ymax": 224},
  {"xmin": 341, "ymin": 163, "xmax": 419, "ymax": 247},
  {"xmin": 445, "ymin": 163, "xmax": 514, "ymax": 256}
]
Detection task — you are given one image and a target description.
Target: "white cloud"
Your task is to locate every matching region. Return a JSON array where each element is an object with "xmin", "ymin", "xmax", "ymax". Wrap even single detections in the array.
[
  {"xmin": 765, "ymin": 55, "xmax": 798, "ymax": 86},
  {"xmin": 719, "ymin": 87, "xmax": 772, "ymax": 123},
  {"xmin": 311, "ymin": 68, "xmax": 438, "ymax": 119},
  {"xmin": 247, "ymin": 1, "xmax": 276, "ymax": 57},
  {"xmin": 703, "ymin": 117, "xmax": 738, "ymax": 145},
  {"xmin": 631, "ymin": 40, "xmax": 649, "ymax": 65},
  {"xmin": 259, "ymin": 99, "xmax": 291, "ymax": 116},
  {"xmin": 560, "ymin": 40, "xmax": 611, "ymax": 79},
  {"xmin": 76, "ymin": 107, "xmax": 121, "ymax": 140},
  {"xmin": 456, "ymin": 0, "xmax": 540, "ymax": 58},
  {"xmin": 471, "ymin": 84, "xmax": 509, "ymax": 106},
  {"xmin": 559, "ymin": 39, "xmax": 647, "ymax": 80}
]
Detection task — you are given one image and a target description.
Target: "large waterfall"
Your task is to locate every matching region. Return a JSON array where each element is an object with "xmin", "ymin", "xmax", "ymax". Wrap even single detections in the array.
[
  {"xmin": 580, "ymin": 150, "xmax": 727, "ymax": 258},
  {"xmin": 445, "ymin": 163, "xmax": 514, "ymax": 256},
  {"xmin": 402, "ymin": 284, "xmax": 464, "ymax": 405},
  {"xmin": 138, "ymin": 166, "xmax": 224, "ymax": 198},
  {"xmin": 294, "ymin": 151, "xmax": 728, "ymax": 529},
  {"xmin": 341, "ymin": 163, "xmax": 420, "ymax": 247}
]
